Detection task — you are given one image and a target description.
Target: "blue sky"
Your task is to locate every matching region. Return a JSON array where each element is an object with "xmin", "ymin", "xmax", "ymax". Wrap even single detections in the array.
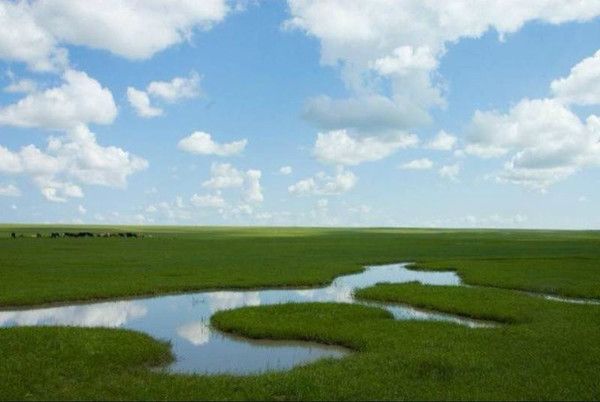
[{"xmin": 1, "ymin": 1, "xmax": 600, "ymax": 228}]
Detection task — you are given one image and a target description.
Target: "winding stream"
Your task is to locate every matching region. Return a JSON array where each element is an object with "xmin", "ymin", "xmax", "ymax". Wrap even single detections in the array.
[{"xmin": 0, "ymin": 263, "xmax": 497, "ymax": 375}]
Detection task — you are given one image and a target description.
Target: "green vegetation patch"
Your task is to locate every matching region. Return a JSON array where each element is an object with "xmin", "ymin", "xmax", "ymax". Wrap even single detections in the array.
[{"xmin": 355, "ymin": 282, "xmax": 549, "ymax": 323}]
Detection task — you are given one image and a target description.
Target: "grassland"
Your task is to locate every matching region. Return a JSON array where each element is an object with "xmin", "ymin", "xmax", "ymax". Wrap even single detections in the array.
[{"xmin": 0, "ymin": 225, "xmax": 599, "ymax": 400}]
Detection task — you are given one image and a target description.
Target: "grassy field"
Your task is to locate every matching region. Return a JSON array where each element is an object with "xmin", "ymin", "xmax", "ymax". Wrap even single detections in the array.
[{"xmin": 1, "ymin": 225, "xmax": 599, "ymax": 400}]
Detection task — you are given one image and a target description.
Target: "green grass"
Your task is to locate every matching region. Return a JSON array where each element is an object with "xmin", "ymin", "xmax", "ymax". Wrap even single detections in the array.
[
  {"xmin": 1, "ymin": 225, "xmax": 600, "ymax": 400},
  {"xmin": 2, "ymin": 225, "xmax": 600, "ymax": 306}
]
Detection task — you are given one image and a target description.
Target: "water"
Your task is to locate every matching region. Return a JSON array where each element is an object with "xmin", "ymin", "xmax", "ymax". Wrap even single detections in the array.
[
  {"xmin": 0, "ymin": 263, "xmax": 487, "ymax": 375},
  {"xmin": 539, "ymin": 294, "xmax": 600, "ymax": 305}
]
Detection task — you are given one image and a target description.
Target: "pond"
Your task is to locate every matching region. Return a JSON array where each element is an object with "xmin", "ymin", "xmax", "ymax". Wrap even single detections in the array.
[{"xmin": 0, "ymin": 263, "xmax": 489, "ymax": 375}]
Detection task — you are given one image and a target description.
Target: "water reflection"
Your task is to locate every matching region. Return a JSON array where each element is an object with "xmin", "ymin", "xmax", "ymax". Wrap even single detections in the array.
[
  {"xmin": 0, "ymin": 263, "xmax": 485, "ymax": 375},
  {"xmin": 0, "ymin": 301, "xmax": 147, "ymax": 327},
  {"xmin": 177, "ymin": 322, "xmax": 211, "ymax": 346}
]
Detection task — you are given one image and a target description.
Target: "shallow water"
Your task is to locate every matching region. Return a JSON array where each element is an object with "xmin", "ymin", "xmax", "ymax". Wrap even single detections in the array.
[
  {"xmin": 539, "ymin": 294, "xmax": 600, "ymax": 305},
  {"xmin": 0, "ymin": 263, "xmax": 486, "ymax": 375}
]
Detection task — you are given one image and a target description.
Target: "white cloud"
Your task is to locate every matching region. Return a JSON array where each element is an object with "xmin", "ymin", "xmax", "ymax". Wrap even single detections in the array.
[
  {"xmin": 0, "ymin": 1, "xmax": 66, "ymax": 72},
  {"xmin": 127, "ymin": 72, "xmax": 201, "ymax": 118},
  {"xmin": 4, "ymin": 78, "xmax": 38, "ymax": 94},
  {"xmin": 0, "ymin": 184, "xmax": 21, "ymax": 197},
  {"xmin": 0, "ymin": 69, "xmax": 116, "ymax": 130},
  {"xmin": 551, "ymin": 49, "xmax": 600, "ymax": 106},
  {"xmin": 314, "ymin": 129, "xmax": 418, "ymax": 165},
  {"xmin": 279, "ymin": 166, "xmax": 293, "ymax": 175},
  {"xmin": 0, "ymin": 125, "xmax": 148, "ymax": 202},
  {"xmin": 286, "ymin": 1, "xmax": 600, "ymax": 72},
  {"xmin": 466, "ymin": 98, "xmax": 600, "ymax": 190},
  {"xmin": 438, "ymin": 163, "xmax": 460, "ymax": 181},
  {"xmin": 50, "ymin": 125, "xmax": 149, "ymax": 188},
  {"xmin": 427, "ymin": 130, "xmax": 457, "ymax": 151},
  {"xmin": 78, "ymin": 204, "xmax": 86, "ymax": 215},
  {"xmin": 400, "ymin": 158, "xmax": 433, "ymax": 170},
  {"xmin": 289, "ymin": 166, "xmax": 357, "ymax": 195},
  {"xmin": 0, "ymin": 0, "xmax": 232, "ymax": 71},
  {"xmin": 147, "ymin": 71, "xmax": 201, "ymax": 102},
  {"xmin": 190, "ymin": 192, "xmax": 226, "ymax": 208},
  {"xmin": 38, "ymin": 180, "xmax": 83, "ymax": 202},
  {"xmin": 287, "ymin": 0, "xmax": 600, "ymax": 155},
  {"xmin": 303, "ymin": 94, "xmax": 430, "ymax": 132},
  {"xmin": 126, "ymin": 87, "xmax": 163, "ymax": 117},
  {"xmin": 142, "ymin": 197, "xmax": 191, "ymax": 222},
  {"xmin": 244, "ymin": 170, "xmax": 263, "ymax": 203},
  {"xmin": 202, "ymin": 163, "xmax": 245, "ymax": 189},
  {"xmin": 201, "ymin": 162, "xmax": 264, "ymax": 204},
  {"xmin": 370, "ymin": 45, "xmax": 437, "ymax": 76},
  {"xmin": 178, "ymin": 131, "xmax": 247, "ymax": 156}
]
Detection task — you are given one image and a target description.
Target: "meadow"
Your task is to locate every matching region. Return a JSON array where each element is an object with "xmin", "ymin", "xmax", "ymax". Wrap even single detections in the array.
[{"xmin": 0, "ymin": 225, "xmax": 599, "ymax": 400}]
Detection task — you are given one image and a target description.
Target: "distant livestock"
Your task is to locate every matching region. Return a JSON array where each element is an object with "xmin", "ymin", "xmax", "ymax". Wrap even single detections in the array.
[{"xmin": 10, "ymin": 232, "xmax": 141, "ymax": 239}]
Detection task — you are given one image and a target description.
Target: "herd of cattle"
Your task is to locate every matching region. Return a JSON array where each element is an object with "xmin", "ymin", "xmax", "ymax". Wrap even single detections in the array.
[{"xmin": 10, "ymin": 232, "xmax": 143, "ymax": 239}]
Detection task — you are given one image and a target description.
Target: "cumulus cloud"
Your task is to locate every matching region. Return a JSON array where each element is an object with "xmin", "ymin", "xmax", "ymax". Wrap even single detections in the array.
[
  {"xmin": 190, "ymin": 192, "xmax": 226, "ymax": 208},
  {"xmin": 201, "ymin": 163, "xmax": 263, "ymax": 204},
  {"xmin": 287, "ymin": 0, "xmax": 600, "ymax": 163},
  {"xmin": 0, "ymin": 125, "xmax": 148, "ymax": 202},
  {"xmin": 286, "ymin": 1, "xmax": 600, "ymax": 71},
  {"xmin": 463, "ymin": 48, "xmax": 600, "ymax": 190},
  {"xmin": 38, "ymin": 180, "xmax": 84, "ymax": 203},
  {"xmin": 314, "ymin": 129, "xmax": 418, "ymax": 165},
  {"xmin": 127, "ymin": 72, "xmax": 201, "ymax": 118},
  {"xmin": 304, "ymin": 94, "xmax": 430, "ymax": 132},
  {"xmin": 202, "ymin": 163, "xmax": 245, "ymax": 189},
  {"xmin": 288, "ymin": 166, "xmax": 357, "ymax": 195},
  {"xmin": 551, "ymin": 49, "xmax": 600, "ymax": 106},
  {"xmin": 466, "ymin": 98, "xmax": 600, "ymax": 190},
  {"xmin": 4, "ymin": 78, "xmax": 38, "ymax": 94},
  {"xmin": 147, "ymin": 71, "xmax": 201, "ymax": 102},
  {"xmin": 244, "ymin": 170, "xmax": 263, "ymax": 203},
  {"xmin": 126, "ymin": 87, "xmax": 163, "ymax": 117},
  {"xmin": 142, "ymin": 197, "xmax": 191, "ymax": 222},
  {"xmin": 279, "ymin": 166, "xmax": 292, "ymax": 175},
  {"xmin": 178, "ymin": 131, "xmax": 247, "ymax": 156},
  {"xmin": 400, "ymin": 158, "xmax": 433, "ymax": 170},
  {"xmin": 438, "ymin": 163, "xmax": 460, "ymax": 181},
  {"xmin": 427, "ymin": 130, "xmax": 457, "ymax": 151},
  {"xmin": 0, "ymin": 184, "xmax": 21, "ymax": 197},
  {"xmin": 0, "ymin": 69, "xmax": 116, "ymax": 130},
  {"xmin": 370, "ymin": 45, "xmax": 437, "ymax": 76},
  {"xmin": 0, "ymin": 1, "xmax": 66, "ymax": 72},
  {"xmin": 0, "ymin": 0, "xmax": 231, "ymax": 71}
]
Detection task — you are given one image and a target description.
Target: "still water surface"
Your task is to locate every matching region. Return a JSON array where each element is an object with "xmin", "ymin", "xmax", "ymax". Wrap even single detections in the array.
[{"xmin": 0, "ymin": 263, "xmax": 489, "ymax": 375}]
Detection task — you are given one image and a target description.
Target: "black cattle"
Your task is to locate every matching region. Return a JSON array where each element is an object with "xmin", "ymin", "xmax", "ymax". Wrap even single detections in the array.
[{"xmin": 11, "ymin": 232, "xmax": 16, "ymax": 239}]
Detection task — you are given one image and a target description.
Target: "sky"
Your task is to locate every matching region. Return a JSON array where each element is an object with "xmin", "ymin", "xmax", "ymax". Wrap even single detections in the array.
[{"xmin": 1, "ymin": 0, "xmax": 600, "ymax": 229}]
